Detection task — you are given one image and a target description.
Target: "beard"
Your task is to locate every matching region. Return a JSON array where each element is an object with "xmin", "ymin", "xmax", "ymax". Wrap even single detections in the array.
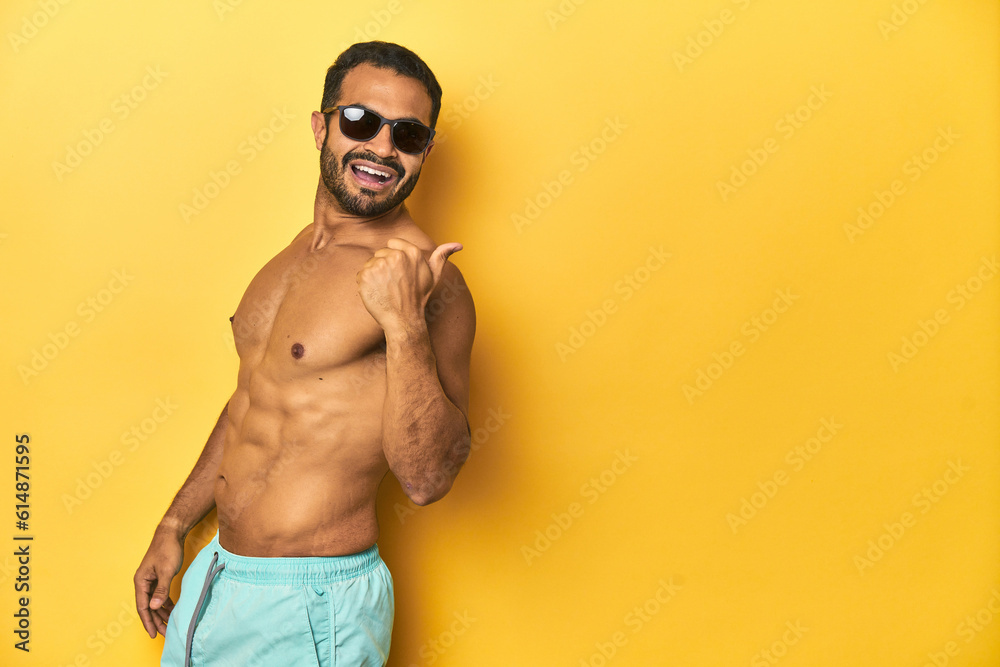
[{"xmin": 320, "ymin": 143, "xmax": 421, "ymax": 217}]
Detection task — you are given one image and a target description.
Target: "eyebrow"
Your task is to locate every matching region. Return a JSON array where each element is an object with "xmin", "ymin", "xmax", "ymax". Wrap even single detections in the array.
[{"xmin": 344, "ymin": 102, "xmax": 427, "ymax": 126}]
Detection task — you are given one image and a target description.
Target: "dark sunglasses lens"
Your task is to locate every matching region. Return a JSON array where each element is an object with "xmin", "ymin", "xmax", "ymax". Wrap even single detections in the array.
[
  {"xmin": 392, "ymin": 122, "xmax": 431, "ymax": 153},
  {"xmin": 340, "ymin": 107, "xmax": 380, "ymax": 141}
]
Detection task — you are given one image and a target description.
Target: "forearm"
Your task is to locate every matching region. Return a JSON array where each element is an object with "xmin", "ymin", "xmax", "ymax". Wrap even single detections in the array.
[
  {"xmin": 158, "ymin": 403, "xmax": 229, "ymax": 538},
  {"xmin": 383, "ymin": 324, "xmax": 471, "ymax": 505}
]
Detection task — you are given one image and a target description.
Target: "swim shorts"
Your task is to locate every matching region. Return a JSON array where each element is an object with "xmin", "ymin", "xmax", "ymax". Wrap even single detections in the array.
[{"xmin": 160, "ymin": 531, "xmax": 394, "ymax": 666}]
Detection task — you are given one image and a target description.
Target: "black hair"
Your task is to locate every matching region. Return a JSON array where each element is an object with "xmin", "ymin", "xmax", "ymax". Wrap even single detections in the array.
[{"xmin": 321, "ymin": 41, "xmax": 442, "ymax": 129}]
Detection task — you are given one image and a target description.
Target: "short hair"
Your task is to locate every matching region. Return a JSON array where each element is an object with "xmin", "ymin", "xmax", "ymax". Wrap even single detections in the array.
[{"xmin": 320, "ymin": 41, "xmax": 443, "ymax": 129}]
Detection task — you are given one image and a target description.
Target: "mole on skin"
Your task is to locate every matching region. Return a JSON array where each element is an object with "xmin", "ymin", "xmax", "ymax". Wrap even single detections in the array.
[{"xmin": 291, "ymin": 343, "xmax": 304, "ymax": 359}]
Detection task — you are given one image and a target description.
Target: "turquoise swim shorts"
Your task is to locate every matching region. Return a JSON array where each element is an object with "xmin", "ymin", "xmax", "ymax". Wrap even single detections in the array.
[{"xmin": 160, "ymin": 531, "xmax": 394, "ymax": 666}]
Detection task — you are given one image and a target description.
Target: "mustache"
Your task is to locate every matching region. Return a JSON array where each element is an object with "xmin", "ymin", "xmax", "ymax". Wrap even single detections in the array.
[{"xmin": 342, "ymin": 150, "xmax": 405, "ymax": 179}]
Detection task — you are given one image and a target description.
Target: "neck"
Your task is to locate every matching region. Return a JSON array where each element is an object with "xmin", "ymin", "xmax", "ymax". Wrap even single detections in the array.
[{"xmin": 310, "ymin": 179, "xmax": 408, "ymax": 251}]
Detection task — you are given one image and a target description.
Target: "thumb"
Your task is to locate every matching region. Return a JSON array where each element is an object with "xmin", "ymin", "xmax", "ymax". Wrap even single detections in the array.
[
  {"xmin": 427, "ymin": 242, "xmax": 462, "ymax": 286},
  {"xmin": 150, "ymin": 579, "xmax": 171, "ymax": 610}
]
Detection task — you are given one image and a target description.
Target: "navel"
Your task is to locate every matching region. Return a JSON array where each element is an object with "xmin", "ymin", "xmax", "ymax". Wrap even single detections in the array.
[{"xmin": 291, "ymin": 343, "xmax": 304, "ymax": 359}]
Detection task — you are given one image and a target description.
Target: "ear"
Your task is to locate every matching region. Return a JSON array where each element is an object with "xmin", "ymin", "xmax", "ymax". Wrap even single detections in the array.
[
  {"xmin": 423, "ymin": 141, "xmax": 434, "ymax": 160},
  {"xmin": 310, "ymin": 111, "xmax": 328, "ymax": 151}
]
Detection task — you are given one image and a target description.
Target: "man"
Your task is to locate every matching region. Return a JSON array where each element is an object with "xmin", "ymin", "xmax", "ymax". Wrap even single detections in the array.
[{"xmin": 133, "ymin": 41, "xmax": 475, "ymax": 666}]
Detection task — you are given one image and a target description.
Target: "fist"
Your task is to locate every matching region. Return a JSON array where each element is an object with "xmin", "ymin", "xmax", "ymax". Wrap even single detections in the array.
[{"xmin": 356, "ymin": 238, "xmax": 462, "ymax": 333}]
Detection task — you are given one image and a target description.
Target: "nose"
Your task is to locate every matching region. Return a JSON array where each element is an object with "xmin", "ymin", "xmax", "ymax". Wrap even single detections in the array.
[{"xmin": 363, "ymin": 123, "xmax": 396, "ymax": 158}]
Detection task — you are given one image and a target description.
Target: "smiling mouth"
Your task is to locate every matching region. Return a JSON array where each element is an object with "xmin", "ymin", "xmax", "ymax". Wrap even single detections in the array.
[{"xmin": 350, "ymin": 163, "xmax": 397, "ymax": 188}]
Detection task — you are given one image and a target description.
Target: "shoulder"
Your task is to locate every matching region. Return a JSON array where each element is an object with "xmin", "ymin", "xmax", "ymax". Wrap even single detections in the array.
[
  {"xmin": 291, "ymin": 224, "xmax": 314, "ymax": 244},
  {"xmin": 391, "ymin": 224, "xmax": 437, "ymax": 255},
  {"xmin": 426, "ymin": 258, "xmax": 475, "ymax": 348},
  {"xmin": 398, "ymin": 226, "xmax": 475, "ymax": 317},
  {"xmin": 434, "ymin": 260, "xmax": 473, "ymax": 306}
]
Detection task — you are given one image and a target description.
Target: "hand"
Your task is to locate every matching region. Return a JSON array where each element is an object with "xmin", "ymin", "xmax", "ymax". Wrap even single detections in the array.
[
  {"xmin": 133, "ymin": 525, "xmax": 184, "ymax": 638},
  {"xmin": 357, "ymin": 238, "xmax": 462, "ymax": 334}
]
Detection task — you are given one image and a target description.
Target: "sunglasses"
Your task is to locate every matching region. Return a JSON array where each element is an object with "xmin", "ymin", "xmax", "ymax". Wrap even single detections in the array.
[{"xmin": 322, "ymin": 105, "xmax": 435, "ymax": 155}]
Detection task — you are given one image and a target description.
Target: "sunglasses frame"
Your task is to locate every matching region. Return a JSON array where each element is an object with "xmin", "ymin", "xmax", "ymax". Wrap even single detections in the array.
[{"xmin": 321, "ymin": 105, "xmax": 435, "ymax": 155}]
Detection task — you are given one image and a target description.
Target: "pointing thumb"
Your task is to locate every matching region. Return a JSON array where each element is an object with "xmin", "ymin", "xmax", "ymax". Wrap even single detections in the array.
[{"xmin": 428, "ymin": 242, "xmax": 462, "ymax": 284}]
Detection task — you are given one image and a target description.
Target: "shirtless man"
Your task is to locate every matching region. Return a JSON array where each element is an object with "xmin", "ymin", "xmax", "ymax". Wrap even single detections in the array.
[{"xmin": 133, "ymin": 42, "xmax": 475, "ymax": 666}]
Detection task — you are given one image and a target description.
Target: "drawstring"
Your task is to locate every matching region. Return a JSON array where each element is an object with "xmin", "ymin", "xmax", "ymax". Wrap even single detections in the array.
[{"xmin": 185, "ymin": 551, "xmax": 225, "ymax": 667}]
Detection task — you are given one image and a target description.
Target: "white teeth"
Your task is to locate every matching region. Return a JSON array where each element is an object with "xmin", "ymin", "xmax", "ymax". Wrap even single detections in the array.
[{"xmin": 355, "ymin": 164, "xmax": 391, "ymax": 178}]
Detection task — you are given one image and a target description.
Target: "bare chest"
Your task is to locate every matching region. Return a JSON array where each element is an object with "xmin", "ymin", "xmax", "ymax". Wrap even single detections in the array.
[{"xmin": 231, "ymin": 243, "xmax": 386, "ymax": 373}]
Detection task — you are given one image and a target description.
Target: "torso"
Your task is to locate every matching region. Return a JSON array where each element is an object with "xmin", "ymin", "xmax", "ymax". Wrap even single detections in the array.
[{"xmin": 215, "ymin": 220, "xmax": 433, "ymax": 556}]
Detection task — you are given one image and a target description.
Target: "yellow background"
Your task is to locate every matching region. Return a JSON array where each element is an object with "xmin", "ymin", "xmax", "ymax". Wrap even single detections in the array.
[{"xmin": 1, "ymin": 0, "xmax": 998, "ymax": 665}]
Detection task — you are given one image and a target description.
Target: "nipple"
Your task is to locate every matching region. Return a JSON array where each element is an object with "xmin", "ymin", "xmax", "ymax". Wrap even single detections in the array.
[{"xmin": 291, "ymin": 343, "xmax": 304, "ymax": 359}]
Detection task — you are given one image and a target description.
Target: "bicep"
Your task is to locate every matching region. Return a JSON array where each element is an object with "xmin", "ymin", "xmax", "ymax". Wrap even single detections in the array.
[{"xmin": 426, "ymin": 263, "xmax": 476, "ymax": 420}]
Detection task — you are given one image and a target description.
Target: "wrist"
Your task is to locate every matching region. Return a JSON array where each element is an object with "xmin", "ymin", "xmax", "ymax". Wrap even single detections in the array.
[
  {"xmin": 156, "ymin": 517, "xmax": 188, "ymax": 540},
  {"xmin": 383, "ymin": 315, "xmax": 429, "ymax": 342}
]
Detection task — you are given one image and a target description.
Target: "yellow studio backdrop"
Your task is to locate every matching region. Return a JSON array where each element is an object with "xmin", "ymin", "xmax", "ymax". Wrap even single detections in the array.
[{"xmin": 0, "ymin": 0, "xmax": 997, "ymax": 665}]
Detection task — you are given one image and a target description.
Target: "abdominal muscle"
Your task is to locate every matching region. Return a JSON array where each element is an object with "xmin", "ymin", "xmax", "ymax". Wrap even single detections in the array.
[{"xmin": 215, "ymin": 354, "xmax": 390, "ymax": 557}]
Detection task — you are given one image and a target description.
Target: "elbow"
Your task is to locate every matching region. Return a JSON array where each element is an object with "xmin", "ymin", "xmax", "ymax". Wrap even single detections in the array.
[
  {"xmin": 407, "ymin": 480, "xmax": 452, "ymax": 507},
  {"xmin": 405, "ymin": 463, "xmax": 460, "ymax": 506},
  {"xmin": 405, "ymin": 470, "xmax": 456, "ymax": 506},
  {"xmin": 404, "ymin": 435, "xmax": 471, "ymax": 506}
]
